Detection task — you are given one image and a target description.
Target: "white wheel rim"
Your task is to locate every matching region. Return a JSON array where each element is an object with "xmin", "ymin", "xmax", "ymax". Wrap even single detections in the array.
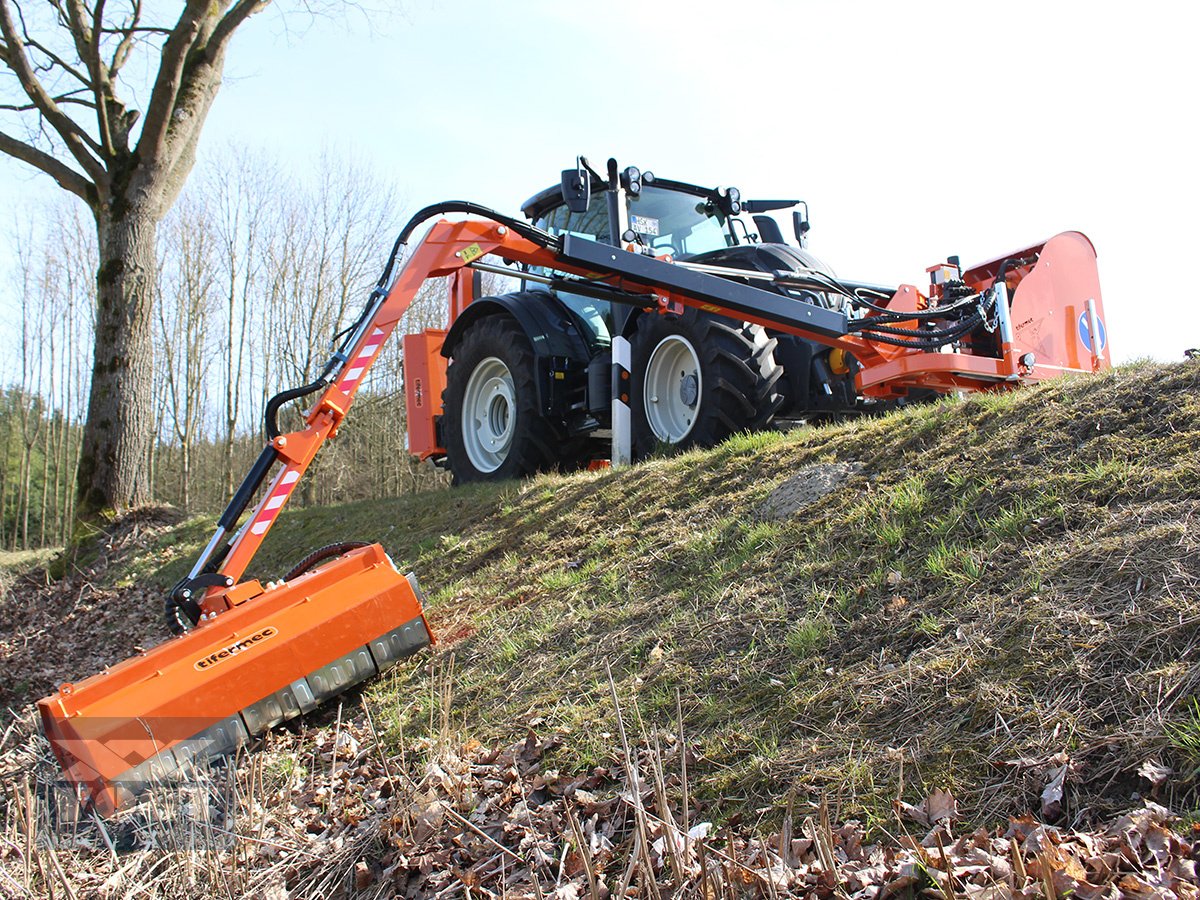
[
  {"xmin": 644, "ymin": 335, "xmax": 702, "ymax": 443},
  {"xmin": 462, "ymin": 357, "xmax": 516, "ymax": 473}
]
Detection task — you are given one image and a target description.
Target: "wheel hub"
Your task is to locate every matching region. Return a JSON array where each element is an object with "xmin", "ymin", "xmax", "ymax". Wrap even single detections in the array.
[
  {"xmin": 461, "ymin": 357, "xmax": 516, "ymax": 473},
  {"xmin": 644, "ymin": 335, "xmax": 702, "ymax": 444},
  {"xmin": 679, "ymin": 373, "xmax": 699, "ymax": 407}
]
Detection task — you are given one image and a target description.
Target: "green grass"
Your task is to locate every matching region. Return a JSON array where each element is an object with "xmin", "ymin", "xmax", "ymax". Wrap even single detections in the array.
[
  {"xmin": 1167, "ymin": 698, "xmax": 1200, "ymax": 779},
  {"xmin": 0, "ymin": 546, "xmax": 58, "ymax": 574},
  {"xmin": 76, "ymin": 361, "xmax": 1200, "ymax": 829}
]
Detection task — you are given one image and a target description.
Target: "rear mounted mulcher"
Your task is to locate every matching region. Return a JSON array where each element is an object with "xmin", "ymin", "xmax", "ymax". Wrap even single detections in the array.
[{"xmin": 37, "ymin": 544, "xmax": 432, "ymax": 815}]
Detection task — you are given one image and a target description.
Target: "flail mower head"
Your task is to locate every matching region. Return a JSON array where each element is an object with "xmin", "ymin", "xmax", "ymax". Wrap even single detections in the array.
[{"xmin": 37, "ymin": 543, "xmax": 431, "ymax": 815}]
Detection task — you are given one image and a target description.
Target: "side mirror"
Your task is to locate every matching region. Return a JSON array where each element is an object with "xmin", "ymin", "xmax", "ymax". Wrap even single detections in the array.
[
  {"xmin": 792, "ymin": 203, "xmax": 811, "ymax": 248},
  {"xmin": 561, "ymin": 165, "xmax": 590, "ymax": 214}
]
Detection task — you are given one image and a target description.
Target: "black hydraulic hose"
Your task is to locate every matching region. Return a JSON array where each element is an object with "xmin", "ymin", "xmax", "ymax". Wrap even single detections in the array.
[
  {"xmin": 854, "ymin": 323, "xmax": 981, "ymax": 348},
  {"xmin": 847, "ymin": 291, "xmax": 984, "ymax": 321},
  {"xmin": 282, "ymin": 541, "xmax": 372, "ymax": 581},
  {"xmin": 380, "ymin": 200, "xmax": 557, "ymax": 287},
  {"xmin": 856, "ymin": 314, "xmax": 987, "ymax": 349},
  {"xmin": 859, "ymin": 331, "xmax": 966, "ymax": 350},
  {"xmin": 994, "ymin": 255, "xmax": 1036, "ymax": 290},
  {"xmin": 849, "ymin": 314, "xmax": 982, "ymax": 339},
  {"xmin": 265, "ymin": 379, "xmax": 325, "ymax": 440},
  {"xmin": 852, "ymin": 314, "xmax": 985, "ymax": 351}
]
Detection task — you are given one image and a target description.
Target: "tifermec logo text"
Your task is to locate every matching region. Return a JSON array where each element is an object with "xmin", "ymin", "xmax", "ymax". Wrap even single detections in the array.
[{"xmin": 194, "ymin": 626, "xmax": 278, "ymax": 671}]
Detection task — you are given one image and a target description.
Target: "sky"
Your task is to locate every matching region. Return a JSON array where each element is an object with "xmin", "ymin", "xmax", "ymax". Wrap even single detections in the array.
[{"xmin": 3, "ymin": 0, "xmax": 1199, "ymax": 365}]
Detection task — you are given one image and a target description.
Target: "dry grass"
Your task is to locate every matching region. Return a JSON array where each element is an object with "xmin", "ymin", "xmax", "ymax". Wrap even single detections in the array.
[
  {"xmin": 2, "ymin": 668, "xmax": 1193, "ymax": 899},
  {"xmin": 2, "ymin": 361, "xmax": 1199, "ymax": 894}
]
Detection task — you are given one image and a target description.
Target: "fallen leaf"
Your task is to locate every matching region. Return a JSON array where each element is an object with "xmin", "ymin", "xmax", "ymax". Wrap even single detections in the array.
[
  {"xmin": 927, "ymin": 788, "xmax": 958, "ymax": 824},
  {"xmin": 354, "ymin": 860, "xmax": 372, "ymax": 890},
  {"xmin": 1137, "ymin": 758, "xmax": 1172, "ymax": 787},
  {"xmin": 1041, "ymin": 763, "xmax": 1069, "ymax": 821}
]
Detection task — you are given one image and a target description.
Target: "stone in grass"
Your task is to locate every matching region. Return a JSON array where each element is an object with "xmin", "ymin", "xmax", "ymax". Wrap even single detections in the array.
[{"xmin": 755, "ymin": 462, "xmax": 865, "ymax": 521}]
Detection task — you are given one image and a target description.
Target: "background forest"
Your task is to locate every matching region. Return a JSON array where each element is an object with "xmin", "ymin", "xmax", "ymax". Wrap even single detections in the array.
[{"xmin": 0, "ymin": 146, "xmax": 481, "ymax": 549}]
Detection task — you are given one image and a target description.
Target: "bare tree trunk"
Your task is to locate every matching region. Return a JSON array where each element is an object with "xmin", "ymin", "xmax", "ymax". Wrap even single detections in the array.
[
  {"xmin": 0, "ymin": 424, "xmax": 10, "ymax": 549},
  {"xmin": 39, "ymin": 420, "xmax": 51, "ymax": 546},
  {"xmin": 1, "ymin": 0, "xmax": 271, "ymax": 521},
  {"xmin": 77, "ymin": 205, "xmax": 157, "ymax": 515}
]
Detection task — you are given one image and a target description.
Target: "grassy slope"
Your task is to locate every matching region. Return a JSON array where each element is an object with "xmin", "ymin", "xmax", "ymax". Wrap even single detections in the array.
[{"xmin": 142, "ymin": 361, "xmax": 1200, "ymax": 828}]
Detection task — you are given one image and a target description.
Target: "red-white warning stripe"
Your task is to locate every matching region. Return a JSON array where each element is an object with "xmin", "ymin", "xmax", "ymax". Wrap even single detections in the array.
[
  {"xmin": 249, "ymin": 469, "xmax": 300, "ymax": 536},
  {"xmin": 337, "ymin": 328, "xmax": 386, "ymax": 392}
]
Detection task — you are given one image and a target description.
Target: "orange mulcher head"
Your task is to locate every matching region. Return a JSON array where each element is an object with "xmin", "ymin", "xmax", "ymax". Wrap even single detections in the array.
[{"xmin": 37, "ymin": 543, "xmax": 432, "ymax": 815}]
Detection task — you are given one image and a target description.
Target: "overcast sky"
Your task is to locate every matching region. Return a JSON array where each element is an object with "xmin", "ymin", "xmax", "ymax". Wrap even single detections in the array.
[{"xmin": 3, "ymin": 0, "xmax": 1197, "ymax": 364}]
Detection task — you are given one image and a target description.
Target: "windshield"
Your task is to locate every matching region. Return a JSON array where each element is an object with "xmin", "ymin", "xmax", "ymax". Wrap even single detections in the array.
[
  {"xmin": 627, "ymin": 186, "xmax": 734, "ymax": 258},
  {"xmin": 528, "ymin": 185, "xmax": 736, "ymax": 348},
  {"xmin": 533, "ymin": 185, "xmax": 735, "ymax": 259}
]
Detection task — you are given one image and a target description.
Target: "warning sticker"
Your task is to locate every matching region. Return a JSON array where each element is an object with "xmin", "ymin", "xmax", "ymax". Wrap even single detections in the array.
[
  {"xmin": 460, "ymin": 243, "xmax": 485, "ymax": 263},
  {"xmin": 630, "ymin": 215, "xmax": 660, "ymax": 237}
]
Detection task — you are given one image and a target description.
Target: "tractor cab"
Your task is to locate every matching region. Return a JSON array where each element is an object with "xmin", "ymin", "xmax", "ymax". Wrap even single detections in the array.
[
  {"xmin": 523, "ymin": 179, "xmax": 742, "ymax": 259},
  {"xmin": 521, "ymin": 168, "xmax": 804, "ymax": 350}
]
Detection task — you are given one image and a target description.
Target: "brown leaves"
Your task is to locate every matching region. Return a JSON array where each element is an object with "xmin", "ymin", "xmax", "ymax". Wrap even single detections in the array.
[
  {"xmin": 3, "ymin": 705, "xmax": 1198, "ymax": 900},
  {"xmin": 895, "ymin": 787, "xmax": 958, "ymax": 827}
]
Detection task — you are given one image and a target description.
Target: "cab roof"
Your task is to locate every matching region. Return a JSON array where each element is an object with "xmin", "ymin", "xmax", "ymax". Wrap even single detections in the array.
[{"xmin": 520, "ymin": 176, "xmax": 717, "ymax": 221}]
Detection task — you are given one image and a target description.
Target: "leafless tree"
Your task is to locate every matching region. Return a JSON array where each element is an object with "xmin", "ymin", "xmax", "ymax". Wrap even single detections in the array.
[
  {"xmin": 211, "ymin": 146, "xmax": 273, "ymax": 498},
  {"xmin": 0, "ymin": 0, "xmax": 272, "ymax": 518},
  {"xmin": 11, "ymin": 225, "xmax": 48, "ymax": 548},
  {"xmin": 156, "ymin": 194, "xmax": 217, "ymax": 510}
]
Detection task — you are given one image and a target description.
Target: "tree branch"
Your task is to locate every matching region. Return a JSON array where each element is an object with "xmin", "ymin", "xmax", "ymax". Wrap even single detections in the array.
[
  {"xmin": 209, "ymin": 0, "xmax": 269, "ymax": 53},
  {"xmin": 61, "ymin": 0, "xmax": 95, "ymax": 76},
  {"xmin": 0, "ymin": 128, "xmax": 93, "ymax": 203},
  {"xmin": 107, "ymin": 0, "xmax": 143, "ymax": 81},
  {"xmin": 158, "ymin": 0, "xmax": 267, "ymax": 187},
  {"xmin": 25, "ymin": 36, "xmax": 93, "ymax": 89},
  {"xmin": 89, "ymin": 1, "xmax": 115, "ymax": 155},
  {"xmin": 0, "ymin": 0, "xmax": 106, "ymax": 185},
  {"xmin": 64, "ymin": 0, "xmax": 118, "ymax": 157},
  {"xmin": 0, "ymin": 87, "xmax": 95, "ymax": 110},
  {"xmin": 134, "ymin": 0, "xmax": 209, "ymax": 164},
  {"xmin": 12, "ymin": 0, "xmax": 91, "ymax": 89},
  {"xmin": 101, "ymin": 25, "xmax": 169, "ymax": 35}
]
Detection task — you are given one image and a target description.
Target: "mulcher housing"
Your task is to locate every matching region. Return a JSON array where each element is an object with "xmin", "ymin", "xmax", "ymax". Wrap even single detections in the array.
[{"xmin": 39, "ymin": 544, "xmax": 430, "ymax": 814}]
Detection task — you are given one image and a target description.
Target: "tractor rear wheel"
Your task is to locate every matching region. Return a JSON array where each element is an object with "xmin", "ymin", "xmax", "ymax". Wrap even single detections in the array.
[
  {"xmin": 442, "ymin": 316, "xmax": 565, "ymax": 484},
  {"xmin": 630, "ymin": 307, "xmax": 783, "ymax": 459}
]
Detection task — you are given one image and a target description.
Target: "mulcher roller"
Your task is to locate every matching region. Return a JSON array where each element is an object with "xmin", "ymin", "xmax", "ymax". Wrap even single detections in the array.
[{"xmin": 37, "ymin": 543, "xmax": 431, "ymax": 814}]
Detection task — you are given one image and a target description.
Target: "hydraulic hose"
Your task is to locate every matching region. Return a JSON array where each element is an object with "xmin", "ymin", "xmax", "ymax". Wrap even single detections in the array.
[
  {"xmin": 379, "ymin": 201, "xmax": 557, "ymax": 287},
  {"xmin": 282, "ymin": 541, "xmax": 372, "ymax": 581},
  {"xmin": 265, "ymin": 380, "xmax": 326, "ymax": 440}
]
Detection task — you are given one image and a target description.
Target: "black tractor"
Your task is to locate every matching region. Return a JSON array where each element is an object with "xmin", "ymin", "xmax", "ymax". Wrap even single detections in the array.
[{"xmin": 438, "ymin": 159, "xmax": 860, "ymax": 483}]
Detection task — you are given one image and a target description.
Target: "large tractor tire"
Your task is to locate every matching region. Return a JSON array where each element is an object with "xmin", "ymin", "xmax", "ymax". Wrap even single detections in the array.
[
  {"xmin": 630, "ymin": 307, "xmax": 783, "ymax": 459},
  {"xmin": 442, "ymin": 316, "xmax": 565, "ymax": 484}
]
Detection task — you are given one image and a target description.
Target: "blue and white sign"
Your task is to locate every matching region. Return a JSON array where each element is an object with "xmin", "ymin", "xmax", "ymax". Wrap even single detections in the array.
[{"xmin": 1078, "ymin": 307, "xmax": 1107, "ymax": 353}]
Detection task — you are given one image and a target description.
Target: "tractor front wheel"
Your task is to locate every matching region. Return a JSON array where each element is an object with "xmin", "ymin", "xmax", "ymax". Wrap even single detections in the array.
[{"xmin": 630, "ymin": 308, "xmax": 783, "ymax": 459}]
